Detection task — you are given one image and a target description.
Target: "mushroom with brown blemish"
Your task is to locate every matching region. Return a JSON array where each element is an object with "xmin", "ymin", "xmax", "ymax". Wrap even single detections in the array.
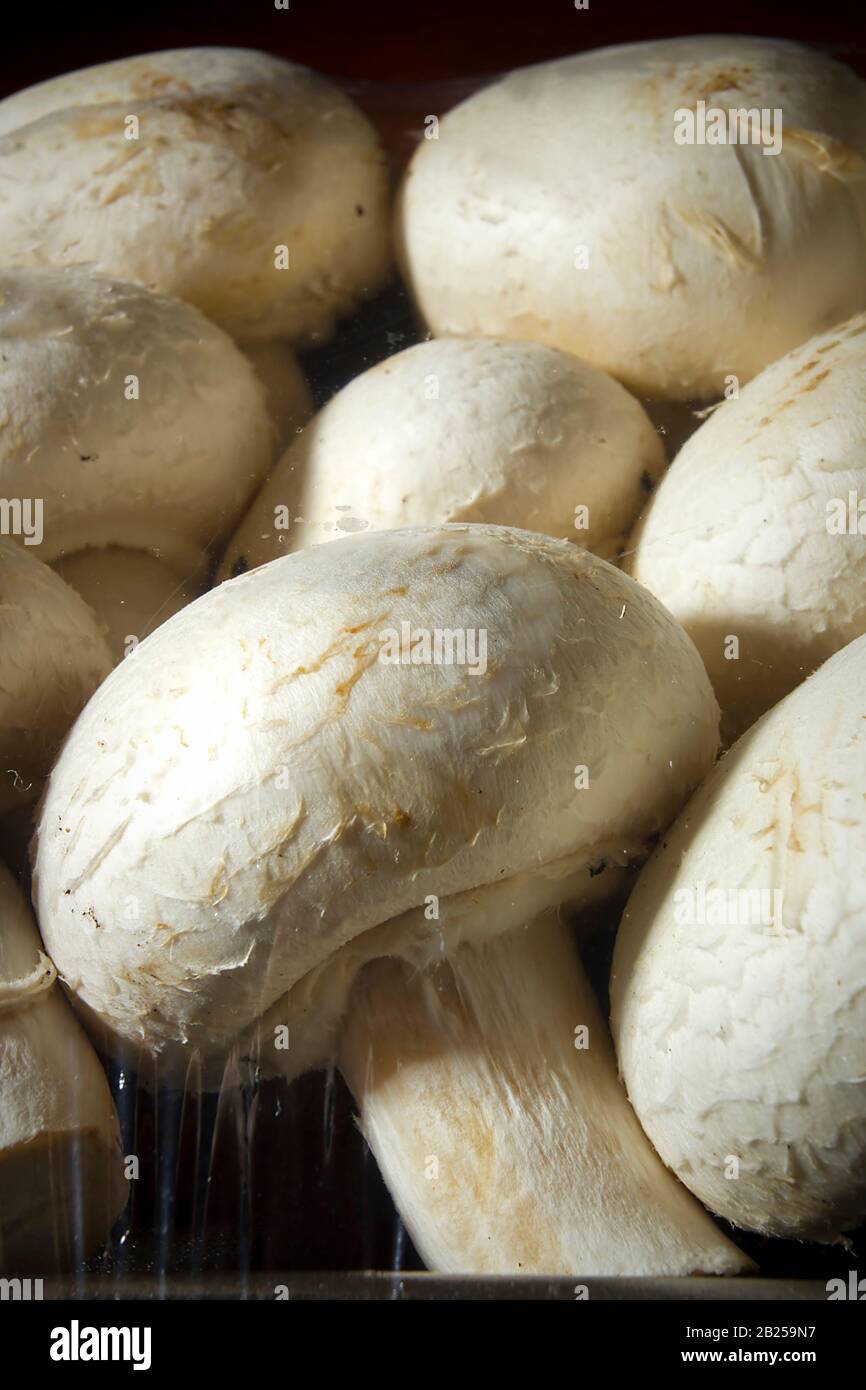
[
  {"xmin": 0, "ymin": 48, "xmax": 392, "ymax": 345},
  {"xmin": 397, "ymin": 35, "xmax": 866, "ymax": 401},
  {"xmin": 34, "ymin": 523, "xmax": 749, "ymax": 1275}
]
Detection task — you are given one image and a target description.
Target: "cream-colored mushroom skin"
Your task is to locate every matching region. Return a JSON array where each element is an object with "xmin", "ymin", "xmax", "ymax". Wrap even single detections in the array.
[
  {"xmin": 53, "ymin": 548, "xmax": 196, "ymax": 665},
  {"xmin": 0, "ymin": 540, "xmax": 111, "ymax": 813},
  {"xmin": 0, "ymin": 265, "xmax": 273, "ymax": 572},
  {"xmin": 341, "ymin": 911, "xmax": 749, "ymax": 1276},
  {"xmin": 397, "ymin": 36, "xmax": 866, "ymax": 400},
  {"xmin": 34, "ymin": 524, "xmax": 718, "ymax": 1073},
  {"xmin": 628, "ymin": 312, "xmax": 866, "ymax": 743},
  {"xmin": 0, "ymin": 48, "xmax": 391, "ymax": 345},
  {"xmin": 34, "ymin": 523, "xmax": 745, "ymax": 1275},
  {"xmin": 220, "ymin": 338, "xmax": 664, "ymax": 578},
  {"xmin": 611, "ymin": 635, "xmax": 866, "ymax": 1243},
  {"xmin": 0, "ymin": 862, "xmax": 127, "ymax": 1271},
  {"xmin": 239, "ymin": 343, "xmax": 314, "ymax": 458}
]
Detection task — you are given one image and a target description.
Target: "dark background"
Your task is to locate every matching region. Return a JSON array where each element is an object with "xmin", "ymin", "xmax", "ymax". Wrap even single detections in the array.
[{"xmin": 1, "ymin": 0, "xmax": 865, "ymax": 95}]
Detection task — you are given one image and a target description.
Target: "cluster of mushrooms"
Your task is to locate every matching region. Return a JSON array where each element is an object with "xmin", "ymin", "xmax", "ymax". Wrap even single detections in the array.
[{"xmin": 1, "ymin": 34, "xmax": 865, "ymax": 1278}]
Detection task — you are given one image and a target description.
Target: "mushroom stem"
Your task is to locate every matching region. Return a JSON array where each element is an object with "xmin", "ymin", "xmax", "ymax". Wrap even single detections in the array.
[{"xmin": 339, "ymin": 912, "xmax": 751, "ymax": 1276}]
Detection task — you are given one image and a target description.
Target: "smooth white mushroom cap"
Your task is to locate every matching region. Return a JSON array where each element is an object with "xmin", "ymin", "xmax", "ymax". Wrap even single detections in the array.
[
  {"xmin": 239, "ymin": 342, "xmax": 314, "ymax": 457},
  {"xmin": 611, "ymin": 634, "xmax": 866, "ymax": 1241},
  {"xmin": 397, "ymin": 35, "xmax": 866, "ymax": 400},
  {"xmin": 220, "ymin": 338, "xmax": 664, "ymax": 577},
  {"xmin": 33, "ymin": 523, "xmax": 719, "ymax": 1083},
  {"xmin": 0, "ymin": 861, "xmax": 127, "ymax": 1270},
  {"xmin": 629, "ymin": 312, "xmax": 866, "ymax": 742},
  {"xmin": 0, "ymin": 539, "xmax": 111, "ymax": 813},
  {"xmin": 0, "ymin": 48, "xmax": 391, "ymax": 345},
  {"xmin": 0, "ymin": 265, "xmax": 273, "ymax": 571},
  {"xmin": 53, "ymin": 548, "xmax": 196, "ymax": 665}
]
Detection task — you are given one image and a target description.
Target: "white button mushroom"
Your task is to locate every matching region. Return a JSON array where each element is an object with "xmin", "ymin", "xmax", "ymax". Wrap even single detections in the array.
[
  {"xmin": 33, "ymin": 524, "xmax": 747, "ymax": 1274},
  {"xmin": 53, "ymin": 548, "xmax": 197, "ymax": 665},
  {"xmin": 238, "ymin": 342, "xmax": 314, "ymax": 459},
  {"xmin": 219, "ymin": 338, "xmax": 664, "ymax": 578},
  {"xmin": 0, "ymin": 860, "xmax": 127, "ymax": 1270},
  {"xmin": 0, "ymin": 265, "xmax": 275, "ymax": 575},
  {"xmin": 397, "ymin": 36, "xmax": 866, "ymax": 401},
  {"xmin": 628, "ymin": 311, "xmax": 866, "ymax": 743},
  {"xmin": 611, "ymin": 634, "xmax": 866, "ymax": 1243},
  {"xmin": 0, "ymin": 48, "xmax": 391, "ymax": 345},
  {"xmin": 0, "ymin": 539, "xmax": 111, "ymax": 814}
]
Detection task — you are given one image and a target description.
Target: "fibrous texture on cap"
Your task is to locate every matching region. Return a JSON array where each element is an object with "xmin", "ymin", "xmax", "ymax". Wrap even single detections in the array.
[
  {"xmin": 220, "ymin": 337, "xmax": 664, "ymax": 577},
  {"xmin": 398, "ymin": 36, "xmax": 866, "ymax": 400},
  {"xmin": 34, "ymin": 524, "xmax": 719, "ymax": 1083},
  {"xmin": 629, "ymin": 312, "xmax": 866, "ymax": 742},
  {"xmin": 0, "ymin": 265, "xmax": 274, "ymax": 572},
  {"xmin": 611, "ymin": 634, "xmax": 866, "ymax": 1242},
  {"xmin": 0, "ymin": 48, "xmax": 392, "ymax": 344}
]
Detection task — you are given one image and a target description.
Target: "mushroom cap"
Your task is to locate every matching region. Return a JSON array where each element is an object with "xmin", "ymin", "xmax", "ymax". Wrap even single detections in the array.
[
  {"xmin": 0, "ymin": 860, "xmax": 126, "ymax": 1270},
  {"xmin": 629, "ymin": 311, "xmax": 866, "ymax": 742},
  {"xmin": 0, "ymin": 48, "xmax": 391, "ymax": 345},
  {"xmin": 0, "ymin": 539, "xmax": 111, "ymax": 814},
  {"xmin": 239, "ymin": 342, "xmax": 313, "ymax": 458},
  {"xmin": 34, "ymin": 523, "xmax": 719, "ymax": 1081},
  {"xmin": 611, "ymin": 634, "xmax": 866, "ymax": 1242},
  {"xmin": 0, "ymin": 265, "xmax": 273, "ymax": 571},
  {"xmin": 220, "ymin": 337, "xmax": 664, "ymax": 577},
  {"xmin": 53, "ymin": 547, "xmax": 197, "ymax": 665},
  {"xmin": 397, "ymin": 35, "xmax": 866, "ymax": 401}
]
